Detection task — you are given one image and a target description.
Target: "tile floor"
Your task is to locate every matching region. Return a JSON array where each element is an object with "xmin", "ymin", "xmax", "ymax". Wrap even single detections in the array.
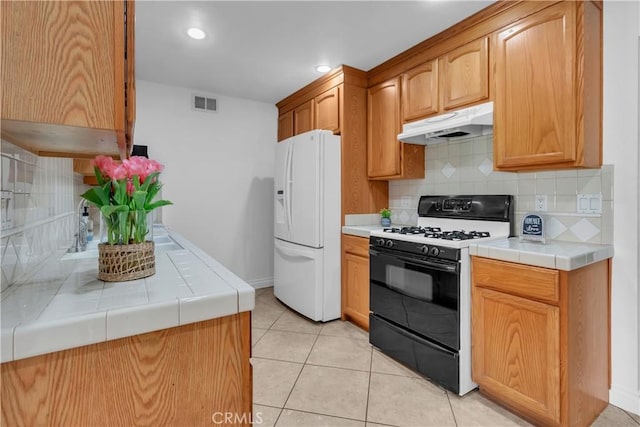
[{"xmin": 252, "ymin": 287, "xmax": 640, "ymax": 427}]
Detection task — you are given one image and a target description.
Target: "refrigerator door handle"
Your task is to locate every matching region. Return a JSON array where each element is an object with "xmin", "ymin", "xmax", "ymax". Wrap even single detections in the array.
[
  {"xmin": 274, "ymin": 240, "xmax": 315, "ymax": 260},
  {"xmin": 284, "ymin": 143, "xmax": 292, "ymax": 233},
  {"xmin": 287, "ymin": 142, "xmax": 294, "ymax": 231}
]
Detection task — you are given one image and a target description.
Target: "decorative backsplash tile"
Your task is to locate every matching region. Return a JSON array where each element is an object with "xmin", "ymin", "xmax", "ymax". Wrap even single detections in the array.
[
  {"xmin": 1, "ymin": 141, "xmax": 85, "ymax": 291},
  {"xmin": 389, "ymin": 135, "xmax": 614, "ymax": 245}
]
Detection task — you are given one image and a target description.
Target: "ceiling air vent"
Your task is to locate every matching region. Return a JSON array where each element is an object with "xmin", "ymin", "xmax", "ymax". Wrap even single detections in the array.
[{"xmin": 192, "ymin": 95, "xmax": 218, "ymax": 113}]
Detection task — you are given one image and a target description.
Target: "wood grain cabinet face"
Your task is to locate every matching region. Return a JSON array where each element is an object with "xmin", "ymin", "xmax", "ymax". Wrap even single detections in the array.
[
  {"xmin": 294, "ymin": 99, "xmax": 315, "ymax": 135},
  {"xmin": 402, "ymin": 60, "xmax": 439, "ymax": 122},
  {"xmin": 277, "ymin": 110, "xmax": 294, "ymax": 142},
  {"xmin": 368, "ymin": 78, "xmax": 402, "ymax": 178},
  {"xmin": 315, "ymin": 86, "xmax": 340, "ymax": 133},
  {"xmin": 493, "ymin": 1, "xmax": 602, "ymax": 171},
  {"xmin": 1, "ymin": 0, "xmax": 132, "ymax": 157},
  {"xmin": 341, "ymin": 235, "xmax": 370, "ymax": 330},
  {"xmin": 440, "ymin": 37, "xmax": 489, "ymax": 111},
  {"xmin": 471, "ymin": 256, "xmax": 610, "ymax": 426}
]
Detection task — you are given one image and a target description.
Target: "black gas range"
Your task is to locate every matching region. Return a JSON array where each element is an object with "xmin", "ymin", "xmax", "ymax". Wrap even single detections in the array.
[{"xmin": 368, "ymin": 195, "xmax": 514, "ymax": 395}]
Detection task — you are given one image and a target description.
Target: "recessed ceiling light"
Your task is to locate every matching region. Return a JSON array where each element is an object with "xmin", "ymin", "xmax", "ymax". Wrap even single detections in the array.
[
  {"xmin": 315, "ymin": 65, "xmax": 331, "ymax": 73},
  {"xmin": 187, "ymin": 28, "xmax": 206, "ymax": 40}
]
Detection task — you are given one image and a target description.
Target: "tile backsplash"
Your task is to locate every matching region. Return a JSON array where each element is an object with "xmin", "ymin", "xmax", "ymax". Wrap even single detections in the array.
[
  {"xmin": 389, "ymin": 135, "xmax": 613, "ymax": 245},
  {"xmin": 1, "ymin": 140, "xmax": 85, "ymax": 290}
]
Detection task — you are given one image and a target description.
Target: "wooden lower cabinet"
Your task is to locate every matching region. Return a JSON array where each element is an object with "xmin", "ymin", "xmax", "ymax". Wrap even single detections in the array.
[
  {"xmin": 471, "ymin": 256, "xmax": 610, "ymax": 427},
  {"xmin": 1, "ymin": 312, "xmax": 252, "ymax": 427},
  {"xmin": 341, "ymin": 235, "xmax": 370, "ymax": 330}
]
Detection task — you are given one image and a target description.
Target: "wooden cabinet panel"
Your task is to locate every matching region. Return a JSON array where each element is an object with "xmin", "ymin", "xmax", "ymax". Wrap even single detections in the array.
[
  {"xmin": 368, "ymin": 78, "xmax": 401, "ymax": 178},
  {"xmin": 440, "ymin": 37, "xmax": 489, "ymax": 110},
  {"xmin": 278, "ymin": 110, "xmax": 294, "ymax": 142},
  {"xmin": 493, "ymin": 2, "xmax": 602, "ymax": 171},
  {"xmin": 341, "ymin": 235, "xmax": 370, "ymax": 330},
  {"xmin": 368, "ymin": 77, "xmax": 424, "ymax": 180},
  {"xmin": 472, "ymin": 257, "xmax": 559, "ymax": 304},
  {"xmin": 294, "ymin": 99, "xmax": 314, "ymax": 135},
  {"xmin": 315, "ymin": 86, "xmax": 340, "ymax": 133},
  {"xmin": 473, "ymin": 286, "xmax": 560, "ymax": 424},
  {"xmin": 402, "ymin": 60, "xmax": 438, "ymax": 122},
  {"xmin": 1, "ymin": 1, "xmax": 131, "ymax": 158},
  {"xmin": 1, "ymin": 313, "xmax": 252, "ymax": 426},
  {"xmin": 472, "ymin": 256, "xmax": 610, "ymax": 426}
]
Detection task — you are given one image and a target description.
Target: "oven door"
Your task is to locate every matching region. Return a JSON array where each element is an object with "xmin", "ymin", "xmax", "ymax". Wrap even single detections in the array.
[{"xmin": 369, "ymin": 247, "xmax": 460, "ymax": 350}]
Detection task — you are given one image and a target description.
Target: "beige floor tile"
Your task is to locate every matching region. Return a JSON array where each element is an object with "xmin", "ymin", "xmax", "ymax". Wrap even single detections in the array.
[
  {"xmin": 252, "ymin": 358, "xmax": 303, "ymax": 408},
  {"xmin": 257, "ymin": 287, "xmax": 287, "ymax": 308},
  {"xmin": 252, "ymin": 328, "xmax": 268, "ymax": 346},
  {"xmin": 593, "ymin": 405, "xmax": 640, "ymax": 427},
  {"xmin": 320, "ymin": 319, "xmax": 369, "ymax": 341},
  {"xmin": 285, "ymin": 365, "xmax": 370, "ymax": 421},
  {"xmin": 626, "ymin": 410, "xmax": 640, "ymax": 424},
  {"xmin": 252, "ymin": 302, "xmax": 286, "ymax": 329},
  {"xmin": 253, "ymin": 330, "xmax": 317, "ymax": 363},
  {"xmin": 370, "ymin": 349, "xmax": 421, "ymax": 378},
  {"xmin": 307, "ymin": 334, "xmax": 372, "ymax": 371},
  {"xmin": 253, "ymin": 405, "xmax": 282, "ymax": 427},
  {"xmin": 271, "ymin": 310, "xmax": 323, "ymax": 335},
  {"xmin": 367, "ymin": 373, "xmax": 455, "ymax": 426},
  {"xmin": 276, "ymin": 409, "xmax": 365, "ymax": 427},
  {"xmin": 365, "ymin": 423, "xmax": 396, "ymax": 427},
  {"xmin": 448, "ymin": 390, "xmax": 532, "ymax": 426}
]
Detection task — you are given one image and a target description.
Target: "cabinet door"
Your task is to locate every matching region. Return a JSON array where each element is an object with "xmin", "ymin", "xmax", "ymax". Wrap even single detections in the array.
[
  {"xmin": 315, "ymin": 86, "xmax": 340, "ymax": 133},
  {"xmin": 124, "ymin": 0, "xmax": 135, "ymax": 157},
  {"xmin": 493, "ymin": 3, "xmax": 576, "ymax": 169},
  {"xmin": 1, "ymin": 1, "xmax": 123, "ymax": 131},
  {"xmin": 342, "ymin": 252, "xmax": 370, "ymax": 330},
  {"xmin": 472, "ymin": 286, "xmax": 560, "ymax": 424},
  {"xmin": 278, "ymin": 110, "xmax": 294, "ymax": 142},
  {"xmin": 368, "ymin": 78, "xmax": 401, "ymax": 178},
  {"xmin": 402, "ymin": 60, "xmax": 439, "ymax": 122},
  {"xmin": 440, "ymin": 37, "xmax": 489, "ymax": 111},
  {"xmin": 294, "ymin": 99, "xmax": 315, "ymax": 135}
]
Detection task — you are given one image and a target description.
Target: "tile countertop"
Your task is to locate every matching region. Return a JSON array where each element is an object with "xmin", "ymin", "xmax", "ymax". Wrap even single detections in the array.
[
  {"xmin": 0, "ymin": 226, "xmax": 255, "ymax": 363},
  {"xmin": 342, "ymin": 225, "xmax": 385, "ymax": 238},
  {"xmin": 469, "ymin": 237, "xmax": 614, "ymax": 271}
]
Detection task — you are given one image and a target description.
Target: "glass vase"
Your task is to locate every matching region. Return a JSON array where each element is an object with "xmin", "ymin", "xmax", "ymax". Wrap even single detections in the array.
[{"xmin": 100, "ymin": 210, "xmax": 154, "ymax": 245}]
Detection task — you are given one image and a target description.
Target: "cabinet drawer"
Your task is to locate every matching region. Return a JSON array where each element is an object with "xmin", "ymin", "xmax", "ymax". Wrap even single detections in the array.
[
  {"xmin": 343, "ymin": 235, "xmax": 369, "ymax": 258},
  {"xmin": 472, "ymin": 257, "xmax": 559, "ymax": 304}
]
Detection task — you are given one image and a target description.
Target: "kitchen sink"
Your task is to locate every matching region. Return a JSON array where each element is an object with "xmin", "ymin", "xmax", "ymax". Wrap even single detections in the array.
[{"xmin": 61, "ymin": 236, "xmax": 183, "ymax": 261}]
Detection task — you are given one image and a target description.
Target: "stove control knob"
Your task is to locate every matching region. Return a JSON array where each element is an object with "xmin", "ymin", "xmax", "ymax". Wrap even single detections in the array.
[
  {"xmin": 376, "ymin": 238, "xmax": 385, "ymax": 246},
  {"xmin": 429, "ymin": 246, "xmax": 440, "ymax": 257},
  {"xmin": 419, "ymin": 245, "xmax": 429, "ymax": 254},
  {"xmin": 385, "ymin": 240, "xmax": 394, "ymax": 248}
]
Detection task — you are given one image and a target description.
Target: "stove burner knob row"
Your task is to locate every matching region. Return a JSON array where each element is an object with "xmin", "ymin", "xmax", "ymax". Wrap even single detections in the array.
[
  {"xmin": 376, "ymin": 238, "xmax": 386, "ymax": 246},
  {"xmin": 419, "ymin": 245, "xmax": 429, "ymax": 254},
  {"xmin": 429, "ymin": 246, "xmax": 440, "ymax": 257},
  {"xmin": 385, "ymin": 240, "xmax": 394, "ymax": 248}
]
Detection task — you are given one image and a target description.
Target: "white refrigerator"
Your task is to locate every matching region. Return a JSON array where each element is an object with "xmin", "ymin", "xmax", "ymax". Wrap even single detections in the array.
[{"xmin": 274, "ymin": 129, "xmax": 341, "ymax": 321}]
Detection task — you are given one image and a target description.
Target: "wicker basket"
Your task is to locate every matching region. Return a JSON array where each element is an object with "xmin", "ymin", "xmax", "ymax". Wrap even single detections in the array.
[{"xmin": 98, "ymin": 241, "xmax": 155, "ymax": 282}]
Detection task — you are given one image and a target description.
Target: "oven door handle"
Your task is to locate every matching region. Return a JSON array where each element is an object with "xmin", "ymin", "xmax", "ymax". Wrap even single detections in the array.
[{"xmin": 370, "ymin": 249, "xmax": 458, "ymax": 273}]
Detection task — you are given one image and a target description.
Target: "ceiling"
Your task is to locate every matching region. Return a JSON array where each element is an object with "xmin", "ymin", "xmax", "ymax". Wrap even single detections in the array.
[{"xmin": 135, "ymin": 1, "xmax": 495, "ymax": 104}]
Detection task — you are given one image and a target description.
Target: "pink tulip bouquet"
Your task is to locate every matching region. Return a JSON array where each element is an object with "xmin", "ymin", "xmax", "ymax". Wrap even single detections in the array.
[{"xmin": 81, "ymin": 155, "xmax": 172, "ymax": 244}]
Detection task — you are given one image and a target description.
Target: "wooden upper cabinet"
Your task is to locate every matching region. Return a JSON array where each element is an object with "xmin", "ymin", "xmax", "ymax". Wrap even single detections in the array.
[
  {"xmin": 315, "ymin": 86, "xmax": 340, "ymax": 133},
  {"xmin": 368, "ymin": 78, "xmax": 402, "ymax": 178},
  {"xmin": 277, "ymin": 110, "xmax": 294, "ymax": 142},
  {"xmin": 402, "ymin": 60, "xmax": 438, "ymax": 122},
  {"xmin": 368, "ymin": 77, "xmax": 424, "ymax": 180},
  {"xmin": 1, "ymin": 1, "xmax": 132, "ymax": 158},
  {"xmin": 493, "ymin": 1, "xmax": 602, "ymax": 171},
  {"xmin": 440, "ymin": 37, "xmax": 489, "ymax": 111},
  {"xmin": 294, "ymin": 99, "xmax": 315, "ymax": 135}
]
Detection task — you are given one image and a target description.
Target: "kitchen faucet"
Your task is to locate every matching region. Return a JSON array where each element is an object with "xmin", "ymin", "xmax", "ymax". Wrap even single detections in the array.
[{"xmin": 69, "ymin": 199, "xmax": 89, "ymax": 253}]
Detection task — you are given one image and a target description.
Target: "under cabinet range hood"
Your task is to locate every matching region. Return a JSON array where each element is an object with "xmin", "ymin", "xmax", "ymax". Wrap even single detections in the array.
[{"xmin": 398, "ymin": 101, "xmax": 493, "ymax": 145}]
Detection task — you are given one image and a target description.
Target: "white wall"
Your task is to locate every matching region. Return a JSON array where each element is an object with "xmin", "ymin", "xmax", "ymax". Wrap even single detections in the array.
[
  {"xmin": 135, "ymin": 80, "xmax": 277, "ymax": 287},
  {"xmin": 603, "ymin": 0, "xmax": 640, "ymax": 415}
]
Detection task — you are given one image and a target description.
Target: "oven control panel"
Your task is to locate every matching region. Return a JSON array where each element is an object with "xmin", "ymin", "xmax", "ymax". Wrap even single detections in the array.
[
  {"xmin": 370, "ymin": 237, "xmax": 459, "ymax": 262},
  {"xmin": 440, "ymin": 198, "xmax": 472, "ymax": 212}
]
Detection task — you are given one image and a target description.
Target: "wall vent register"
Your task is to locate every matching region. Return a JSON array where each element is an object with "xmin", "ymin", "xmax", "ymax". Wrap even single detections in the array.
[{"xmin": 192, "ymin": 95, "xmax": 218, "ymax": 112}]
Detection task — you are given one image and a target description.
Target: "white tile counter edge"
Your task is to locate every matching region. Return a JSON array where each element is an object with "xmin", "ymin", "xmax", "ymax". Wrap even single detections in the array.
[
  {"xmin": 1, "ymin": 227, "xmax": 255, "ymax": 363},
  {"xmin": 469, "ymin": 237, "xmax": 614, "ymax": 270}
]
